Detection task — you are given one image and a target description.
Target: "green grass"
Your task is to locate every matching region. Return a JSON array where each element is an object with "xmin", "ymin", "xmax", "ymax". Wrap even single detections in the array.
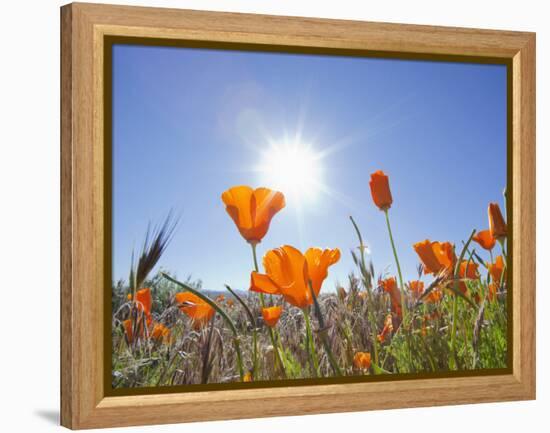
[{"xmin": 111, "ymin": 264, "xmax": 507, "ymax": 388}]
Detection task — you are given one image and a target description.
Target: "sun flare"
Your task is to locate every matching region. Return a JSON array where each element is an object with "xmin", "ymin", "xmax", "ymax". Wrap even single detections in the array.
[{"xmin": 257, "ymin": 139, "xmax": 324, "ymax": 203}]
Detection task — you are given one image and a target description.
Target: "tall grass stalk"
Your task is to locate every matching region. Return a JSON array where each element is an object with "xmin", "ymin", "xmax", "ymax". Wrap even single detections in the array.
[
  {"xmin": 349, "ymin": 216, "xmax": 380, "ymax": 366},
  {"xmin": 309, "ymin": 281, "xmax": 343, "ymax": 376},
  {"xmin": 450, "ymin": 229, "xmax": 476, "ymax": 369}
]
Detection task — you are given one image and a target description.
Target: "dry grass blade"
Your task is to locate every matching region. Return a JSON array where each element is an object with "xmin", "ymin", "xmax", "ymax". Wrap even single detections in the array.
[
  {"xmin": 201, "ymin": 317, "xmax": 217, "ymax": 384},
  {"xmin": 308, "ymin": 280, "xmax": 343, "ymax": 377}
]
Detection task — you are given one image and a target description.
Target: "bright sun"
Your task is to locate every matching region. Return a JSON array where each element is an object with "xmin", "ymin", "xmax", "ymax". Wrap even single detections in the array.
[{"xmin": 257, "ymin": 139, "xmax": 324, "ymax": 203}]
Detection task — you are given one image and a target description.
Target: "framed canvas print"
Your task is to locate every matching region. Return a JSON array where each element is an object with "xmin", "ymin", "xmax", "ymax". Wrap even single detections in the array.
[{"xmin": 60, "ymin": 2, "xmax": 536, "ymax": 429}]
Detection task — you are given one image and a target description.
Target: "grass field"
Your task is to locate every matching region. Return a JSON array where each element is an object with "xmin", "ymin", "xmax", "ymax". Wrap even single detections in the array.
[{"xmin": 112, "ymin": 172, "xmax": 508, "ymax": 388}]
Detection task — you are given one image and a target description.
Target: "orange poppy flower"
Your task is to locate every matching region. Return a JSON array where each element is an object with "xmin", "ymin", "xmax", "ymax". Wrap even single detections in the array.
[
  {"xmin": 123, "ymin": 318, "xmax": 145, "ymax": 344},
  {"xmin": 243, "ymin": 372, "xmax": 253, "ymax": 382},
  {"xmin": 226, "ymin": 299, "xmax": 234, "ymax": 307},
  {"xmin": 135, "ymin": 288, "xmax": 152, "ymax": 321},
  {"xmin": 369, "ymin": 170, "xmax": 393, "ymax": 211},
  {"xmin": 262, "ymin": 306, "xmax": 283, "ymax": 327},
  {"xmin": 413, "ymin": 240, "xmax": 455, "ymax": 275},
  {"xmin": 425, "ymin": 288, "xmax": 443, "ymax": 303},
  {"xmin": 175, "ymin": 292, "xmax": 216, "ymax": 329},
  {"xmin": 380, "ymin": 277, "xmax": 402, "ymax": 317},
  {"xmin": 455, "ymin": 260, "xmax": 479, "ymax": 295},
  {"xmin": 151, "ymin": 322, "xmax": 171, "ymax": 343},
  {"xmin": 377, "ymin": 313, "xmax": 394, "ymax": 343},
  {"xmin": 353, "ymin": 351, "xmax": 372, "ymax": 370},
  {"xmin": 123, "ymin": 319, "xmax": 134, "ymax": 343},
  {"xmin": 221, "ymin": 186, "xmax": 285, "ymax": 244},
  {"xmin": 127, "ymin": 293, "xmax": 132, "ymax": 301},
  {"xmin": 488, "ymin": 255, "xmax": 505, "ymax": 283},
  {"xmin": 408, "ymin": 280, "xmax": 424, "ymax": 298},
  {"xmin": 459, "ymin": 261, "xmax": 479, "ymax": 279},
  {"xmin": 215, "ymin": 294, "xmax": 225, "ymax": 303},
  {"xmin": 488, "ymin": 203, "xmax": 507, "ymax": 240},
  {"xmin": 250, "ymin": 245, "xmax": 340, "ymax": 309},
  {"xmin": 472, "ymin": 229, "xmax": 496, "ymax": 251}
]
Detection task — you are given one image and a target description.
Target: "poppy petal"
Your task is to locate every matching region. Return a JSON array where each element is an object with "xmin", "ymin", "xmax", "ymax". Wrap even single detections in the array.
[{"xmin": 250, "ymin": 271, "xmax": 281, "ymax": 295}]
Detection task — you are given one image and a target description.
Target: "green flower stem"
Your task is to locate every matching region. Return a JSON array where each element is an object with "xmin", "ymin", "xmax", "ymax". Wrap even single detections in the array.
[
  {"xmin": 161, "ymin": 272, "xmax": 244, "ymax": 381},
  {"xmin": 303, "ymin": 308, "xmax": 320, "ymax": 377},
  {"xmin": 384, "ymin": 210, "xmax": 408, "ymax": 322},
  {"xmin": 383, "ymin": 209, "xmax": 415, "ymax": 370},
  {"xmin": 273, "ymin": 327, "xmax": 289, "ymax": 373},
  {"xmin": 250, "ymin": 242, "xmax": 287, "ymax": 378},
  {"xmin": 225, "ymin": 284, "xmax": 258, "ymax": 377},
  {"xmin": 251, "ymin": 241, "xmax": 260, "ymax": 273},
  {"xmin": 349, "ymin": 216, "xmax": 380, "ymax": 366},
  {"xmin": 449, "ymin": 296, "xmax": 459, "ymax": 370}
]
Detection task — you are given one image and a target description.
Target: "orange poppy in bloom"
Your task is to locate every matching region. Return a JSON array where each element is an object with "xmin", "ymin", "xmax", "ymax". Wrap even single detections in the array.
[
  {"xmin": 353, "ymin": 351, "xmax": 372, "ymax": 370},
  {"xmin": 408, "ymin": 280, "xmax": 424, "ymax": 298},
  {"xmin": 456, "ymin": 260, "xmax": 479, "ymax": 295},
  {"xmin": 243, "ymin": 372, "xmax": 253, "ymax": 382},
  {"xmin": 226, "ymin": 299, "xmax": 234, "ymax": 307},
  {"xmin": 151, "ymin": 322, "xmax": 171, "ymax": 343},
  {"xmin": 458, "ymin": 260, "xmax": 479, "ymax": 295},
  {"xmin": 488, "ymin": 255, "xmax": 505, "ymax": 283},
  {"xmin": 175, "ymin": 292, "xmax": 216, "ymax": 329},
  {"xmin": 459, "ymin": 261, "xmax": 479, "ymax": 279},
  {"xmin": 369, "ymin": 170, "xmax": 393, "ymax": 211},
  {"xmin": 135, "ymin": 288, "xmax": 152, "ymax": 321},
  {"xmin": 221, "ymin": 186, "xmax": 285, "ymax": 244},
  {"xmin": 127, "ymin": 293, "xmax": 132, "ymax": 301},
  {"xmin": 377, "ymin": 313, "xmax": 394, "ymax": 343},
  {"xmin": 123, "ymin": 318, "xmax": 145, "ymax": 344},
  {"xmin": 215, "ymin": 294, "xmax": 225, "ymax": 303},
  {"xmin": 425, "ymin": 288, "xmax": 443, "ymax": 303},
  {"xmin": 262, "ymin": 306, "xmax": 283, "ymax": 327},
  {"xmin": 472, "ymin": 229, "xmax": 496, "ymax": 251},
  {"xmin": 123, "ymin": 319, "xmax": 134, "ymax": 343},
  {"xmin": 380, "ymin": 277, "xmax": 402, "ymax": 317},
  {"xmin": 250, "ymin": 245, "xmax": 340, "ymax": 309},
  {"xmin": 488, "ymin": 203, "xmax": 507, "ymax": 240},
  {"xmin": 413, "ymin": 240, "xmax": 455, "ymax": 275}
]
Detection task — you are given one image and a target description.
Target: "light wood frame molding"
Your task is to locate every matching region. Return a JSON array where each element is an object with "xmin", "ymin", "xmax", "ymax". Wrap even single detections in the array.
[{"xmin": 60, "ymin": 2, "xmax": 536, "ymax": 429}]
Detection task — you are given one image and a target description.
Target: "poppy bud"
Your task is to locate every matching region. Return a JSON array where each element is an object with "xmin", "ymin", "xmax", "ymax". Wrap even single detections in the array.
[{"xmin": 369, "ymin": 170, "xmax": 393, "ymax": 211}]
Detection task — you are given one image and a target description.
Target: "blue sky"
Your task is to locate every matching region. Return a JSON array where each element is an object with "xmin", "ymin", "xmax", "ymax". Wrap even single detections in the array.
[{"xmin": 112, "ymin": 44, "xmax": 507, "ymax": 292}]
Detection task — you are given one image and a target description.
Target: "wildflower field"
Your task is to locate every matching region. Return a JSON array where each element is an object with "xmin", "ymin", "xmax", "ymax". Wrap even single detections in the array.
[{"xmin": 111, "ymin": 171, "xmax": 509, "ymax": 388}]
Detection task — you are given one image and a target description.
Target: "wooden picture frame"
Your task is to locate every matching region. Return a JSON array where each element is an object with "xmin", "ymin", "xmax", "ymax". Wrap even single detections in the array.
[{"xmin": 60, "ymin": 2, "xmax": 536, "ymax": 429}]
